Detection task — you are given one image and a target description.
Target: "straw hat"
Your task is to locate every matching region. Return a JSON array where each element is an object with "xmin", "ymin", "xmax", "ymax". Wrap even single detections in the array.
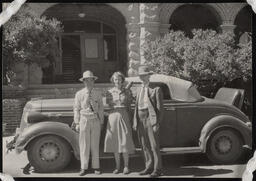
[{"xmin": 79, "ymin": 71, "xmax": 98, "ymax": 82}]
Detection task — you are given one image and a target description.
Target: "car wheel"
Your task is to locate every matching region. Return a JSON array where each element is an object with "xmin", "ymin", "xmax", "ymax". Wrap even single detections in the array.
[
  {"xmin": 27, "ymin": 135, "xmax": 72, "ymax": 173},
  {"xmin": 207, "ymin": 129, "xmax": 243, "ymax": 164}
]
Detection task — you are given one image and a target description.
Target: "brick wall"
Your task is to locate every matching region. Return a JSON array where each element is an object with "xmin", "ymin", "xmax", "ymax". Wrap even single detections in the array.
[{"xmin": 3, "ymin": 98, "xmax": 26, "ymax": 135}]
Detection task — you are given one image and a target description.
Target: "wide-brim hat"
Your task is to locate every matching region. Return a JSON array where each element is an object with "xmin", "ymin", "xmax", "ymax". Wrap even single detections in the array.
[
  {"xmin": 79, "ymin": 71, "xmax": 98, "ymax": 82},
  {"xmin": 138, "ymin": 65, "xmax": 154, "ymax": 76}
]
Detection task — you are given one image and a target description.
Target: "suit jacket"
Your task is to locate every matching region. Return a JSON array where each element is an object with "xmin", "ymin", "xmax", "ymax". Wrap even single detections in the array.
[
  {"xmin": 133, "ymin": 85, "xmax": 164, "ymax": 128},
  {"xmin": 73, "ymin": 88, "xmax": 104, "ymax": 124}
]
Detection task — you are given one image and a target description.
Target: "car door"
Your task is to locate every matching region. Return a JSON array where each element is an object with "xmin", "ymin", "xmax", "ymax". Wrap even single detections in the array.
[
  {"xmin": 149, "ymin": 82, "xmax": 177, "ymax": 148},
  {"xmin": 175, "ymin": 103, "xmax": 207, "ymax": 147}
]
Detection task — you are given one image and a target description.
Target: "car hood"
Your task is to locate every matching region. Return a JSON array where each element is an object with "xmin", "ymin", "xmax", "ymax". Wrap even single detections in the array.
[
  {"xmin": 41, "ymin": 98, "xmax": 75, "ymax": 112},
  {"xmin": 40, "ymin": 98, "xmax": 110, "ymax": 112}
]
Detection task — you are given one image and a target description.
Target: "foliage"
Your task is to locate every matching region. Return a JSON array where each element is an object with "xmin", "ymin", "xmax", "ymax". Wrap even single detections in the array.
[
  {"xmin": 143, "ymin": 29, "xmax": 252, "ymax": 96},
  {"xmin": 3, "ymin": 4, "xmax": 63, "ymax": 84}
]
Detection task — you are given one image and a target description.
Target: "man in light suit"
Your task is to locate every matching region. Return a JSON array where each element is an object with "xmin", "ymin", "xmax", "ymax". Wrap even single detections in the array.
[
  {"xmin": 133, "ymin": 65, "xmax": 164, "ymax": 178},
  {"xmin": 73, "ymin": 71, "xmax": 104, "ymax": 176}
]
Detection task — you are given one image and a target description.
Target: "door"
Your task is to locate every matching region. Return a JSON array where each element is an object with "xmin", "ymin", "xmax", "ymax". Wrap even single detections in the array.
[
  {"xmin": 160, "ymin": 101, "xmax": 177, "ymax": 147},
  {"xmin": 81, "ymin": 34, "xmax": 105, "ymax": 82},
  {"xmin": 61, "ymin": 35, "xmax": 82, "ymax": 83}
]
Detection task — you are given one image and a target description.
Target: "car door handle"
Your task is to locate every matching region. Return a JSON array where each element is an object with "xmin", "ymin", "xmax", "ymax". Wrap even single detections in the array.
[{"xmin": 166, "ymin": 107, "xmax": 176, "ymax": 111}]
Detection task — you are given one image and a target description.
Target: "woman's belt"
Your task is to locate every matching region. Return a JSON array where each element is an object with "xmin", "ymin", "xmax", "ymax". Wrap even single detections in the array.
[
  {"xmin": 80, "ymin": 111, "xmax": 98, "ymax": 119},
  {"xmin": 113, "ymin": 105, "xmax": 126, "ymax": 108}
]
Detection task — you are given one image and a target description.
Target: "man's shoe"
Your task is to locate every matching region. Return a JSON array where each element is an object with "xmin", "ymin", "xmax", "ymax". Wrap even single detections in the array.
[
  {"xmin": 79, "ymin": 169, "xmax": 87, "ymax": 176},
  {"xmin": 113, "ymin": 168, "xmax": 120, "ymax": 174},
  {"xmin": 94, "ymin": 169, "xmax": 101, "ymax": 175},
  {"xmin": 23, "ymin": 163, "xmax": 31, "ymax": 175},
  {"xmin": 123, "ymin": 167, "xmax": 130, "ymax": 174},
  {"xmin": 150, "ymin": 170, "xmax": 163, "ymax": 178},
  {"xmin": 139, "ymin": 168, "xmax": 153, "ymax": 175}
]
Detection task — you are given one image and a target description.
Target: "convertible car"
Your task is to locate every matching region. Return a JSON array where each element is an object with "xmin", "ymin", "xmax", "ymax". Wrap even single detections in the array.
[{"xmin": 9, "ymin": 74, "xmax": 252, "ymax": 172}]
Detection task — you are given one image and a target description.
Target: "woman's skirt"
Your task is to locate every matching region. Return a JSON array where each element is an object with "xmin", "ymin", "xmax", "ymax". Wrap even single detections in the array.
[{"xmin": 104, "ymin": 108, "xmax": 135, "ymax": 153}]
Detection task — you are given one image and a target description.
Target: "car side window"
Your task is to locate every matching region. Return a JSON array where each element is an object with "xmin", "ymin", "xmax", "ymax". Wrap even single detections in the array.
[
  {"xmin": 128, "ymin": 82, "xmax": 171, "ymax": 100},
  {"xmin": 149, "ymin": 82, "xmax": 171, "ymax": 100}
]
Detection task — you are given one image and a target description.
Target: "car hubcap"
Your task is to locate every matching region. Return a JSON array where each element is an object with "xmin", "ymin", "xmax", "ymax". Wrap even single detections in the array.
[
  {"xmin": 39, "ymin": 142, "xmax": 60, "ymax": 162},
  {"xmin": 215, "ymin": 135, "xmax": 232, "ymax": 154}
]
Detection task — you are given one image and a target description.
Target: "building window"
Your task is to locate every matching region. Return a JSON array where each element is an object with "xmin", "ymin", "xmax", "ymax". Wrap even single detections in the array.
[{"xmin": 103, "ymin": 35, "xmax": 116, "ymax": 61}]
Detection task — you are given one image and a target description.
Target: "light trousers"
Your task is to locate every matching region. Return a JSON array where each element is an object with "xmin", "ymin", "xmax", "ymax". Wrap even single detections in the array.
[{"xmin": 79, "ymin": 115, "xmax": 101, "ymax": 170}]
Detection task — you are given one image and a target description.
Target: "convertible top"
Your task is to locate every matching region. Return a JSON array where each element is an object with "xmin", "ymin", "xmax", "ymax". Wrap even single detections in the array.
[{"xmin": 125, "ymin": 74, "xmax": 202, "ymax": 102}]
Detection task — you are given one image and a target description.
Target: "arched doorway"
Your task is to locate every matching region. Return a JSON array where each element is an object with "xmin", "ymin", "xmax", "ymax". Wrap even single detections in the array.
[
  {"xmin": 169, "ymin": 4, "xmax": 221, "ymax": 38},
  {"xmin": 234, "ymin": 5, "xmax": 252, "ymax": 44},
  {"xmin": 42, "ymin": 3, "xmax": 127, "ymax": 83}
]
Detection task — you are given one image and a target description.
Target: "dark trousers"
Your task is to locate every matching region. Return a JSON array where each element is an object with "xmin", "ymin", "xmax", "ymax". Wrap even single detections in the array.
[{"xmin": 137, "ymin": 109, "xmax": 162, "ymax": 172}]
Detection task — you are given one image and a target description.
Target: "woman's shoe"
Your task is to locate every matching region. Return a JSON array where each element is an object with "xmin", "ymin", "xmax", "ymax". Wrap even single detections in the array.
[
  {"xmin": 113, "ymin": 169, "xmax": 120, "ymax": 174},
  {"xmin": 94, "ymin": 169, "xmax": 101, "ymax": 175},
  {"xmin": 123, "ymin": 167, "xmax": 130, "ymax": 174}
]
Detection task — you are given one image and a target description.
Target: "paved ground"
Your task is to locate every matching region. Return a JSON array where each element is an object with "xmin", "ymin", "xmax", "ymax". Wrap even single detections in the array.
[{"xmin": 3, "ymin": 136, "xmax": 250, "ymax": 178}]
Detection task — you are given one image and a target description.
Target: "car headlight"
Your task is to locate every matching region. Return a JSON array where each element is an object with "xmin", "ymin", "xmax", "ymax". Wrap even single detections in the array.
[
  {"xmin": 246, "ymin": 122, "xmax": 252, "ymax": 128},
  {"xmin": 23, "ymin": 111, "xmax": 29, "ymax": 123}
]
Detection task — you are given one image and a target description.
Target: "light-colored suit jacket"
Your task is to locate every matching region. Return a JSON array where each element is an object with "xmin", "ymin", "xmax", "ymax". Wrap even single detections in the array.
[
  {"xmin": 133, "ymin": 85, "xmax": 164, "ymax": 128},
  {"xmin": 73, "ymin": 88, "xmax": 104, "ymax": 124}
]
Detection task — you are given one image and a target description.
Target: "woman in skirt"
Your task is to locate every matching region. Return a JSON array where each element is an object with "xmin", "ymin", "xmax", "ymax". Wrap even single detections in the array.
[{"xmin": 104, "ymin": 72, "xmax": 135, "ymax": 174}]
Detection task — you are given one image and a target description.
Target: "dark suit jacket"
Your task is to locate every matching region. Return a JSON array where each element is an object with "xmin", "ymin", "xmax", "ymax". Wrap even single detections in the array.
[{"xmin": 133, "ymin": 85, "xmax": 164, "ymax": 128}]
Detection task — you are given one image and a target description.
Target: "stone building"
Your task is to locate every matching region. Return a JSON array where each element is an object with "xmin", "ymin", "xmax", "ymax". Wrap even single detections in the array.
[
  {"xmin": 13, "ymin": 3, "xmax": 252, "ymax": 87},
  {"xmin": 3, "ymin": 3, "xmax": 252, "ymax": 133}
]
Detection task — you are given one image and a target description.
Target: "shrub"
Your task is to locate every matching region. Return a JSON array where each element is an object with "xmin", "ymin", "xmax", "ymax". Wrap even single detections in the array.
[
  {"xmin": 3, "ymin": 4, "xmax": 63, "ymax": 85},
  {"xmin": 143, "ymin": 29, "xmax": 252, "ymax": 95}
]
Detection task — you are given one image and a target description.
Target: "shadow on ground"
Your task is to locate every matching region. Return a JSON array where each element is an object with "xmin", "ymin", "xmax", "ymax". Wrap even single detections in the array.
[{"xmin": 29, "ymin": 152, "xmax": 250, "ymax": 176}]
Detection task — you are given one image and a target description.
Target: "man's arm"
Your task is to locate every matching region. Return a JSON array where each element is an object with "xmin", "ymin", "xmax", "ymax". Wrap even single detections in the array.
[
  {"xmin": 156, "ymin": 87, "xmax": 164, "ymax": 125},
  {"xmin": 133, "ymin": 90, "xmax": 139, "ymax": 130},
  {"xmin": 73, "ymin": 92, "xmax": 81, "ymax": 124}
]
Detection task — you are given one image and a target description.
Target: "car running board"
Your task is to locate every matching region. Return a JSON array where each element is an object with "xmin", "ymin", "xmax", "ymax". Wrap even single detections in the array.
[
  {"xmin": 99, "ymin": 147, "xmax": 202, "ymax": 159},
  {"xmin": 160, "ymin": 147, "xmax": 202, "ymax": 154}
]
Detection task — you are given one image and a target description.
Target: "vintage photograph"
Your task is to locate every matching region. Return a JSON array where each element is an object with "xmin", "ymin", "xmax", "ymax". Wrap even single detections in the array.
[{"xmin": 2, "ymin": 2, "xmax": 254, "ymax": 178}]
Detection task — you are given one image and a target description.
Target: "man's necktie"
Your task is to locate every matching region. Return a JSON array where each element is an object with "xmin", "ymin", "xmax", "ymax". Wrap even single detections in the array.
[{"xmin": 139, "ymin": 86, "xmax": 145, "ymax": 108}]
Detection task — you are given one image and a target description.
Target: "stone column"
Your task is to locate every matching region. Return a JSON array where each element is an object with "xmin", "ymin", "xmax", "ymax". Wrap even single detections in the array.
[
  {"xmin": 139, "ymin": 3, "xmax": 160, "ymax": 65},
  {"xmin": 126, "ymin": 3, "xmax": 141, "ymax": 76},
  {"xmin": 126, "ymin": 3, "xmax": 161, "ymax": 76}
]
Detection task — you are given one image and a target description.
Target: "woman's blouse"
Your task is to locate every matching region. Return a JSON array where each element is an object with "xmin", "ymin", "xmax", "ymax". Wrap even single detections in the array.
[{"xmin": 106, "ymin": 87, "xmax": 134, "ymax": 108}]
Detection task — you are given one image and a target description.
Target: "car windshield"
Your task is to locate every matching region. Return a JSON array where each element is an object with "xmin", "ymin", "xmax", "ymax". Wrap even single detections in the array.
[{"xmin": 125, "ymin": 74, "xmax": 203, "ymax": 102}]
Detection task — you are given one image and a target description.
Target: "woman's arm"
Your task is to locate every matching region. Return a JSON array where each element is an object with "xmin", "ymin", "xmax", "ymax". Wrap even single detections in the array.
[{"xmin": 98, "ymin": 92, "xmax": 104, "ymax": 125}]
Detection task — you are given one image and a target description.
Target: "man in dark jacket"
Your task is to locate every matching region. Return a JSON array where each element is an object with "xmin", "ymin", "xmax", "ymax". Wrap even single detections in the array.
[{"xmin": 133, "ymin": 65, "xmax": 164, "ymax": 178}]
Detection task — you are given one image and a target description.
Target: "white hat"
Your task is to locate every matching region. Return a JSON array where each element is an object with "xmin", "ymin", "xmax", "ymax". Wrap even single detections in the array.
[{"xmin": 79, "ymin": 71, "xmax": 98, "ymax": 82}]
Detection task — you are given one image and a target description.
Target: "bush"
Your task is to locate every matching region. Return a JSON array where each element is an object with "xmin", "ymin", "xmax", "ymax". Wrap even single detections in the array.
[
  {"xmin": 144, "ymin": 29, "xmax": 252, "ymax": 95},
  {"xmin": 3, "ymin": 4, "xmax": 63, "ymax": 85}
]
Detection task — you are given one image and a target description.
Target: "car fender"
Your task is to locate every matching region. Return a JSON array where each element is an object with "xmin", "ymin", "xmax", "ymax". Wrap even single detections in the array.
[
  {"xmin": 199, "ymin": 115, "xmax": 252, "ymax": 153},
  {"xmin": 15, "ymin": 122, "xmax": 80, "ymax": 160}
]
